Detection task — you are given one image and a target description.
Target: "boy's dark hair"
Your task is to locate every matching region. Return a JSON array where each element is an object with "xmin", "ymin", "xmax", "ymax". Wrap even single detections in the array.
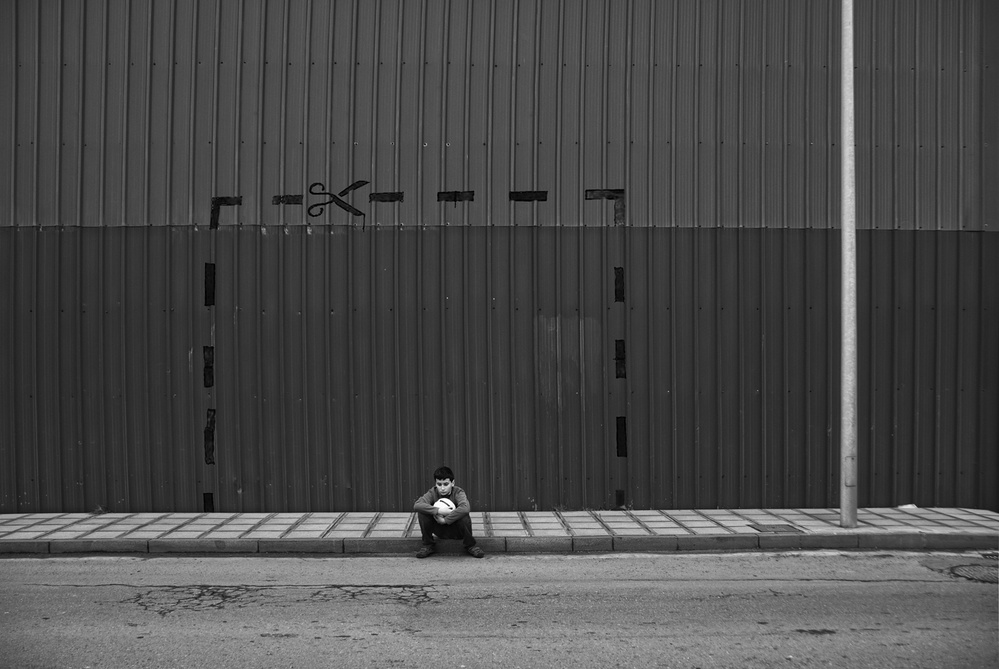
[{"xmin": 433, "ymin": 465, "xmax": 455, "ymax": 481}]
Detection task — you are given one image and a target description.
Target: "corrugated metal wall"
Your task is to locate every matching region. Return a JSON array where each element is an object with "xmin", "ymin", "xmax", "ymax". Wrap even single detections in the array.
[
  {"xmin": 1, "ymin": 0, "xmax": 991, "ymax": 229},
  {"xmin": 2, "ymin": 226, "xmax": 996, "ymax": 512},
  {"xmin": 2, "ymin": 0, "xmax": 997, "ymax": 512}
]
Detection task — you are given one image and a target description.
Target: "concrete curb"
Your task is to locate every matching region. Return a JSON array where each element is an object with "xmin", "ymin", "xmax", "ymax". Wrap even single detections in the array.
[
  {"xmin": 257, "ymin": 539, "xmax": 344, "ymax": 554},
  {"xmin": 572, "ymin": 536, "xmax": 614, "ymax": 552},
  {"xmin": 0, "ymin": 540, "xmax": 50, "ymax": 554},
  {"xmin": 50, "ymin": 539, "xmax": 149, "ymax": 554},
  {"xmin": 758, "ymin": 533, "xmax": 859, "ymax": 550},
  {"xmin": 676, "ymin": 534, "xmax": 761, "ymax": 551},
  {"xmin": 148, "ymin": 539, "xmax": 258, "ymax": 554},
  {"xmin": 2, "ymin": 532, "xmax": 995, "ymax": 556},
  {"xmin": 613, "ymin": 535, "xmax": 679, "ymax": 552},
  {"xmin": 507, "ymin": 536, "xmax": 573, "ymax": 552}
]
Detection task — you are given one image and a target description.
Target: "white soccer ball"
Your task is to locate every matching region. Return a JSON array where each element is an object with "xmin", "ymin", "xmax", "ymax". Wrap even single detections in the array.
[{"xmin": 433, "ymin": 498, "xmax": 456, "ymax": 514}]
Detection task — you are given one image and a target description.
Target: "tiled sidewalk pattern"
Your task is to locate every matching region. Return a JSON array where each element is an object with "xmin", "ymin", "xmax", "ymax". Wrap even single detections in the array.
[{"xmin": 1, "ymin": 508, "xmax": 997, "ymax": 542}]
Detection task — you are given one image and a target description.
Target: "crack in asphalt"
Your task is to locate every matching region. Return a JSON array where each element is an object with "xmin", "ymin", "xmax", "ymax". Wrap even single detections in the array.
[{"xmin": 95, "ymin": 584, "xmax": 447, "ymax": 616}]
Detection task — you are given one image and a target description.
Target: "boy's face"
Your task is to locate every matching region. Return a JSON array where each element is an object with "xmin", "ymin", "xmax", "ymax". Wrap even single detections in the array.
[{"xmin": 435, "ymin": 478, "xmax": 454, "ymax": 496}]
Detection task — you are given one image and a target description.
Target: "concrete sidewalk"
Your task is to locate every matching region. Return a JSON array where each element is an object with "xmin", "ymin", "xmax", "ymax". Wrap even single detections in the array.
[{"xmin": 1, "ymin": 507, "xmax": 996, "ymax": 556}]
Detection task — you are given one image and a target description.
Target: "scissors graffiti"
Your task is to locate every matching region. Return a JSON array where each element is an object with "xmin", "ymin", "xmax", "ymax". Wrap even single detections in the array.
[{"xmin": 308, "ymin": 180, "xmax": 370, "ymax": 218}]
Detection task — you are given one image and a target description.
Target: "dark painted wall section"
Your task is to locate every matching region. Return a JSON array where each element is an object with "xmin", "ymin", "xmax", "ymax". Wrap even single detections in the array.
[{"xmin": 2, "ymin": 226, "xmax": 995, "ymax": 512}]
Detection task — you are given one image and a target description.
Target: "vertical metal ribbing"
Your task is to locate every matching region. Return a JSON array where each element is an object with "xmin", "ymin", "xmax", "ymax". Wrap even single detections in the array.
[
  {"xmin": 142, "ymin": 1, "xmax": 153, "ymax": 224},
  {"xmin": 621, "ymin": 0, "xmax": 634, "ymax": 505},
  {"xmin": 210, "ymin": 0, "xmax": 222, "ymax": 217},
  {"xmin": 413, "ymin": 0, "xmax": 427, "ymax": 482},
  {"xmin": 234, "ymin": 1, "xmax": 244, "ymax": 222},
  {"xmin": 370, "ymin": 0, "xmax": 380, "ymax": 202},
  {"xmin": 437, "ymin": 0, "xmax": 451, "ymax": 473},
  {"xmin": 691, "ymin": 1, "xmax": 700, "ymax": 226},
  {"xmin": 254, "ymin": 1, "xmax": 266, "ymax": 227},
  {"xmin": 98, "ymin": 0, "xmax": 109, "ymax": 226},
  {"xmin": 439, "ymin": 0, "xmax": 450, "ymax": 217},
  {"xmin": 668, "ymin": 1, "xmax": 678, "ymax": 227},
  {"xmin": 322, "ymin": 1, "xmax": 334, "ymax": 223},
  {"xmin": 45, "ymin": 3, "xmax": 54, "ymax": 224},
  {"xmin": 715, "ymin": 3, "xmax": 726, "ymax": 503},
  {"xmin": 368, "ymin": 0, "xmax": 383, "ymax": 502},
  {"xmin": 186, "ymin": 0, "xmax": 198, "ymax": 225},
  {"xmin": 277, "ymin": 1, "xmax": 289, "ymax": 227},
  {"xmin": 416, "ymin": 0, "xmax": 426, "ymax": 224},
  {"xmin": 509, "ymin": 0, "xmax": 518, "ymax": 218},
  {"xmin": 459, "ymin": 3, "xmax": 473, "ymax": 488},
  {"xmin": 390, "ymin": 0, "xmax": 405, "ymax": 505},
  {"xmin": 531, "ymin": 0, "xmax": 541, "ymax": 225},
  {"xmin": 645, "ymin": 0, "xmax": 657, "ymax": 503},
  {"xmin": 115, "ymin": 0, "xmax": 129, "ymax": 226},
  {"xmin": 300, "ymin": 0, "xmax": 312, "ymax": 230},
  {"xmin": 164, "ymin": 0, "xmax": 176, "ymax": 224},
  {"xmin": 347, "ymin": 0, "xmax": 358, "ymax": 224},
  {"xmin": 555, "ymin": 0, "xmax": 564, "ymax": 229},
  {"xmin": 6, "ymin": 1, "xmax": 15, "ymax": 226},
  {"xmin": 32, "ymin": 2, "xmax": 41, "ymax": 226},
  {"xmin": 486, "ymin": 0, "xmax": 495, "ymax": 226},
  {"xmin": 31, "ymin": 231, "xmax": 42, "ymax": 508},
  {"xmin": 278, "ymin": 229, "xmax": 289, "ymax": 509},
  {"xmin": 392, "ymin": 3, "xmax": 402, "ymax": 226}
]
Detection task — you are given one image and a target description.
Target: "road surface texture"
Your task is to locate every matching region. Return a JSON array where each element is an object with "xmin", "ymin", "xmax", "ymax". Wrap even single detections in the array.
[{"xmin": 1, "ymin": 550, "xmax": 996, "ymax": 668}]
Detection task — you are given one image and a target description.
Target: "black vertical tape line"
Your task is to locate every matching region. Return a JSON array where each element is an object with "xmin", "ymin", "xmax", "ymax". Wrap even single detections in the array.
[
  {"xmin": 614, "ymin": 267, "xmax": 625, "ymax": 302},
  {"xmin": 616, "ymin": 416, "xmax": 628, "ymax": 457},
  {"xmin": 615, "ymin": 339, "xmax": 627, "ymax": 378},
  {"xmin": 203, "ymin": 493, "xmax": 215, "ymax": 513},
  {"xmin": 203, "ymin": 346, "xmax": 215, "ymax": 387},
  {"xmin": 204, "ymin": 409, "xmax": 216, "ymax": 465},
  {"xmin": 205, "ymin": 263, "xmax": 216, "ymax": 306}
]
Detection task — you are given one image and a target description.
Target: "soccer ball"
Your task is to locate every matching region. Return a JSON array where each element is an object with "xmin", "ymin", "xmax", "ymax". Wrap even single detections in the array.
[{"xmin": 433, "ymin": 498, "xmax": 456, "ymax": 513}]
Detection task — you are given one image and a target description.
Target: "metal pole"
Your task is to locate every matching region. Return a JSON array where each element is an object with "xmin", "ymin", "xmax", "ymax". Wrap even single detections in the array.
[{"xmin": 840, "ymin": 0, "xmax": 858, "ymax": 528}]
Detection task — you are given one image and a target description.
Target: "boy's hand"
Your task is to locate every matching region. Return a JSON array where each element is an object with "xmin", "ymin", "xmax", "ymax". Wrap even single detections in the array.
[{"xmin": 434, "ymin": 514, "xmax": 447, "ymax": 525}]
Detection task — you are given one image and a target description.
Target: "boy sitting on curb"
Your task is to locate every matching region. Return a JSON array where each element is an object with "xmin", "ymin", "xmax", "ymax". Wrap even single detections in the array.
[{"xmin": 413, "ymin": 466, "xmax": 485, "ymax": 559}]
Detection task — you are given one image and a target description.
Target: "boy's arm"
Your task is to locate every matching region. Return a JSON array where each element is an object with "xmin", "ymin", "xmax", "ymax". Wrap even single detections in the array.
[
  {"xmin": 413, "ymin": 489, "xmax": 436, "ymax": 515},
  {"xmin": 443, "ymin": 488, "xmax": 471, "ymax": 524}
]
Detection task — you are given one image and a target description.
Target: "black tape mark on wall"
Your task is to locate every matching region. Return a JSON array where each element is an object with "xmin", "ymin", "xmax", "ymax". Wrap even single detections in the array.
[
  {"xmin": 585, "ymin": 189, "xmax": 626, "ymax": 225},
  {"xmin": 370, "ymin": 191, "xmax": 404, "ymax": 202},
  {"xmin": 203, "ymin": 492, "xmax": 215, "ymax": 513},
  {"xmin": 204, "ymin": 409, "xmax": 216, "ymax": 465},
  {"xmin": 272, "ymin": 194, "xmax": 303, "ymax": 205},
  {"xmin": 614, "ymin": 267, "xmax": 625, "ymax": 302},
  {"xmin": 203, "ymin": 346, "xmax": 215, "ymax": 387},
  {"xmin": 204, "ymin": 263, "xmax": 216, "ymax": 306},
  {"xmin": 437, "ymin": 190, "xmax": 475, "ymax": 202},
  {"xmin": 210, "ymin": 196, "xmax": 242, "ymax": 229},
  {"xmin": 509, "ymin": 190, "xmax": 548, "ymax": 201},
  {"xmin": 616, "ymin": 417, "xmax": 628, "ymax": 457},
  {"xmin": 615, "ymin": 489, "xmax": 626, "ymax": 508},
  {"xmin": 614, "ymin": 340, "xmax": 627, "ymax": 378}
]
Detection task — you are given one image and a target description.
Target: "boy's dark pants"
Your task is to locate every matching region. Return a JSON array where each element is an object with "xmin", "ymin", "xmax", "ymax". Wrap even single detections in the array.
[{"xmin": 418, "ymin": 513, "xmax": 477, "ymax": 548}]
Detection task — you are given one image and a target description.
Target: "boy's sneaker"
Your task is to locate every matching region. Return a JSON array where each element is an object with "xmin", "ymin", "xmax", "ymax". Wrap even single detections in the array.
[
  {"xmin": 416, "ymin": 545, "xmax": 435, "ymax": 559},
  {"xmin": 466, "ymin": 546, "xmax": 485, "ymax": 559}
]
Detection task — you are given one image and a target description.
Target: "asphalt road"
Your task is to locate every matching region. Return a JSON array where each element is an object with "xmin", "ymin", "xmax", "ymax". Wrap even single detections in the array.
[{"xmin": 1, "ymin": 550, "xmax": 995, "ymax": 668}]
